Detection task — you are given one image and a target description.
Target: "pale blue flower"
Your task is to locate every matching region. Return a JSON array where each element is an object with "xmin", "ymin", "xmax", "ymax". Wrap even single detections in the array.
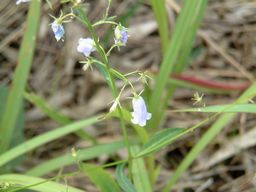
[
  {"xmin": 114, "ymin": 25, "xmax": 128, "ymax": 45},
  {"xmin": 77, "ymin": 38, "xmax": 96, "ymax": 57},
  {"xmin": 131, "ymin": 96, "xmax": 151, "ymax": 127},
  {"xmin": 51, "ymin": 20, "xmax": 65, "ymax": 41},
  {"xmin": 16, "ymin": 0, "xmax": 30, "ymax": 5}
]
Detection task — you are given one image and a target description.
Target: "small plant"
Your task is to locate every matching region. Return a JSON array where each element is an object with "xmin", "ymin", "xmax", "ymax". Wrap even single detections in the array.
[{"xmin": 1, "ymin": 0, "xmax": 256, "ymax": 192}]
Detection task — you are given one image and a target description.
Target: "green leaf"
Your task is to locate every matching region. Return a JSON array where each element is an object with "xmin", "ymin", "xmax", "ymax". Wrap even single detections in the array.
[
  {"xmin": 0, "ymin": 0, "xmax": 41, "ymax": 152},
  {"xmin": 135, "ymin": 128, "xmax": 185, "ymax": 158},
  {"xmin": 131, "ymin": 146, "xmax": 152, "ymax": 192},
  {"xmin": 172, "ymin": 104, "xmax": 256, "ymax": 113},
  {"xmin": 151, "ymin": 0, "xmax": 169, "ymax": 53},
  {"xmin": 26, "ymin": 140, "xmax": 126, "ymax": 176},
  {"xmin": 0, "ymin": 174, "xmax": 83, "ymax": 192},
  {"xmin": 0, "ymin": 116, "xmax": 100, "ymax": 167},
  {"xmin": 0, "ymin": 86, "xmax": 25, "ymax": 172},
  {"xmin": 82, "ymin": 163, "xmax": 121, "ymax": 192},
  {"xmin": 149, "ymin": 0, "xmax": 208, "ymax": 129},
  {"xmin": 116, "ymin": 163, "xmax": 136, "ymax": 192}
]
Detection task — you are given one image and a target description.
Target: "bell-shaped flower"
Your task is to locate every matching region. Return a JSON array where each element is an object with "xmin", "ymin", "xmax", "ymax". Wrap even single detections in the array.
[
  {"xmin": 77, "ymin": 38, "xmax": 96, "ymax": 57},
  {"xmin": 131, "ymin": 96, "xmax": 151, "ymax": 127},
  {"xmin": 51, "ymin": 20, "xmax": 65, "ymax": 41},
  {"xmin": 16, "ymin": 0, "xmax": 30, "ymax": 5},
  {"xmin": 114, "ymin": 24, "xmax": 128, "ymax": 45}
]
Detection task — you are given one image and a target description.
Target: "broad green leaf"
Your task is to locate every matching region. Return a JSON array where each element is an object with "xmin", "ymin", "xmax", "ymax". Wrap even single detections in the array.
[
  {"xmin": 27, "ymin": 140, "xmax": 126, "ymax": 176},
  {"xmin": 135, "ymin": 128, "xmax": 185, "ymax": 158},
  {"xmin": 0, "ymin": 174, "xmax": 83, "ymax": 192},
  {"xmin": 131, "ymin": 146, "xmax": 152, "ymax": 192},
  {"xmin": 171, "ymin": 104, "xmax": 256, "ymax": 113},
  {"xmin": 0, "ymin": 116, "xmax": 100, "ymax": 167},
  {"xmin": 0, "ymin": 0, "xmax": 41, "ymax": 152},
  {"xmin": 116, "ymin": 163, "xmax": 136, "ymax": 192},
  {"xmin": 82, "ymin": 163, "xmax": 121, "ymax": 192}
]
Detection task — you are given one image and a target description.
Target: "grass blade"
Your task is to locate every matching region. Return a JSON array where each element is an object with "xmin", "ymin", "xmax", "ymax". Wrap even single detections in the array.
[
  {"xmin": 0, "ymin": 116, "xmax": 100, "ymax": 167},
  {"xmin": 82, "ymin": 163, "xmax": 121, "ymax": 192},
  {"xmin": 170, "ymin": 104, "xmax": 256, "ymax": 113},
  {"xmin": 116, "ymin": 163, "xmax": 136, "ymax": 192},
  {"xmin": 26, "ymin": 140, "xmax": 126, "ymax": 176},
  {"xmin": 163, "ymin": 82, "xmax": 256, "ymax": 191},
  {"xmin": 131, "ymin": 146, "xmax": 152, "ymax": 192},
  {"xmin": 0, "ymin": 174, "xmax": 83, "ymax": 192},
  {"xmin": 151, "ymin": 0, "xmax": 169, "ymax": 53},
  {"xmin": 0, "ymin": 0, "xmax": 41, "ymax": 153},
  {"xmin": 148, "ymin": 0, "xmax": 208, "ymax": 129},
  {"xmin": 135, "ymin": 128, "xmax": 185, "ymax": 158},
  {"xmin": 24, "ymin": 92, "xmax": 97, "ymax": 143}
]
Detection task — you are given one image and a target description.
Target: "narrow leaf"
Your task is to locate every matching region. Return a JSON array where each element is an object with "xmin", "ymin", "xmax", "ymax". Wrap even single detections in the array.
[
  {"xmin": 135, "ymin": 128, "xmax": 185, "ymax": 158},
  {"xmin": 131, "ymin": 146, "xmax": 152, "ymax": 192},
  {"xmin": 82, "ymin": 163, "xmax": 120, "ymax": 192},
  {"xmin": 0, "ymin": 116, "xmax": 100, "ymax": 167},
  {"xmin": 26, "ymin": 140, "xmax": 126, "ymax": 176},
  {"xmin": 0, "ymin": 174, "xmax": 83, "ymax": 192},
  {"xmin": 171, "ymin": 104, "xmax": 256, "ymax": 113},
  {"xmin": 0, "ymin": 0, "xmax": 41, "ymax": 152},
  {"xmin": 116, "ymin": 163, "xmax": 136, "ymax": 192}
]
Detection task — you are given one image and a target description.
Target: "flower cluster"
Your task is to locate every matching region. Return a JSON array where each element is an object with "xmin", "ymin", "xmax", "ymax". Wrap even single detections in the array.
[{"xmin": 18, "ymin": 1, "xmax": 151, "ymax": 127}]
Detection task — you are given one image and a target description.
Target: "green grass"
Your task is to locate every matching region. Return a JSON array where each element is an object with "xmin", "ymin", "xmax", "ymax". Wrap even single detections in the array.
[
  {"xmin": 0, "ymin": 174, "xmax": 83, "ymax": 192},
  {"xmin": 0, "ymin": 116, "xmax": 99, "ymax": 167},
  {"xmin": 0, "ymin": 0, "xmax": 41, "ymax": 153},
  {"xmin": 148, "ymin": 0, "xmax": 208, "ymax": 130},
  {"xmin": 2, "ymin": 1, "xmax": 251, "ymax": 191},
  {"xmin": 151, "ymin": 0, "xmax": 169, "ymax": 53},
  {"xmin": 163, "ymin": 82, "xmax": 256, "ymax": 191}
]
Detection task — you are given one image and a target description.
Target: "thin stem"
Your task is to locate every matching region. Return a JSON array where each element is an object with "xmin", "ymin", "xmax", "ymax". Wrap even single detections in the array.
[{"xmin": 75, "ymin": 6, "xmax": 133, "ymax": 172}]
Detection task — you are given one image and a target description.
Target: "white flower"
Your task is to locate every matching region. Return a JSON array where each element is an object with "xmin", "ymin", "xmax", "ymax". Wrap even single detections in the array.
[
  {"xmin": 131, "ymin": 96, "xmax": 151, "ymax": 127},
  {"xmin": 51, "ymin": 20, "xmax": 65, "ymax": 41},
  {"xmin": 77, "ymin": 38, "xmax": 96, "ymax": 57},
  {"xmin": 16, "ymin": 0, "xmax": 30, "ymax": 5}
]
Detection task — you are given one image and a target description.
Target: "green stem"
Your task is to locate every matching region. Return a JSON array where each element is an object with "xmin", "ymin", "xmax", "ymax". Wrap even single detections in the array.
[{"xmin": 74, "ymin": 6, "xmax": 133, "ymax": 172}]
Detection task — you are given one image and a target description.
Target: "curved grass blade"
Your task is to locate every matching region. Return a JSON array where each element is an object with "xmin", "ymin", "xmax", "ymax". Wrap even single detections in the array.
[
  {"xmin": 135, "ymin": 128, "xmax": 185, "ymax": 158},
  {"xmin": 0, "ymin": 0, "xmax": 41, "ymax": 153},
  {"xmin": 0, "ymin": 116, "xmax": 100, "ymax": 167},
  {"xmin": 116, "ymin": 163, "xmax": 136, "ymax": 192},
  {"xmin": 26, "ymin": 140, "xmax": 126, "ymax": 176},
  {"xmin": 0, "ymin": 174, "xmax": 83, "ymax": 192},
  {"xmin": 82, "ymin": 163, "xmax": 121, "ymax": 192}
]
